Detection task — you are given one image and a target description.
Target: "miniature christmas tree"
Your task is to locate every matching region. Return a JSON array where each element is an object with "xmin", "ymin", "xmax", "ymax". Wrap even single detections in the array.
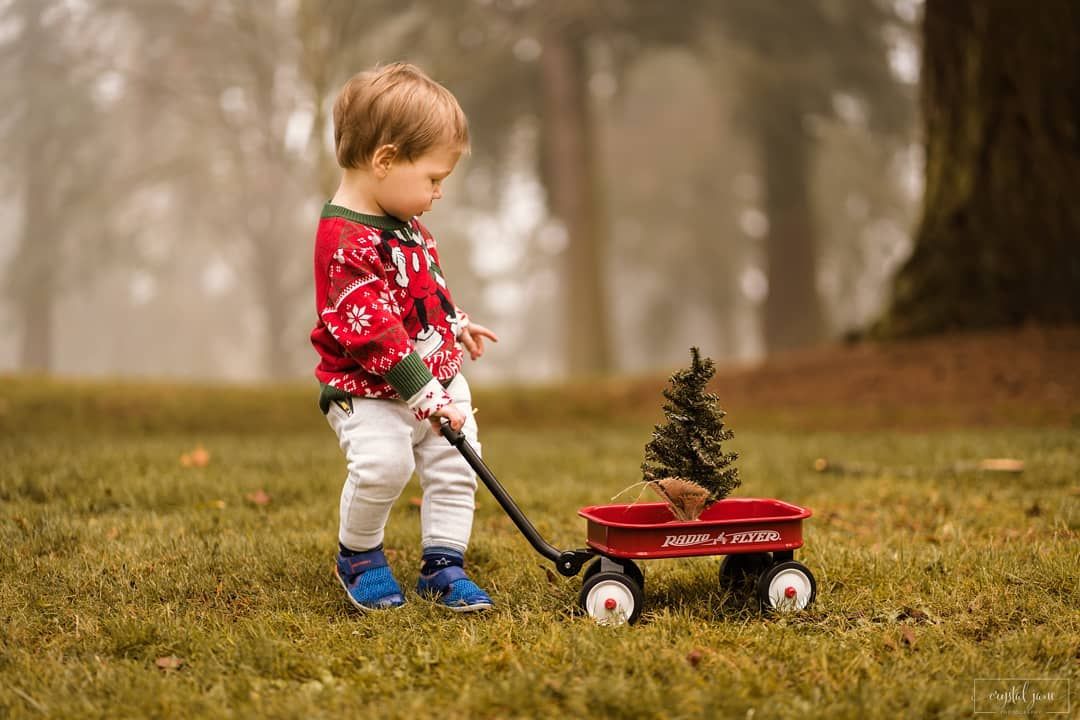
[{"xmin": 642, "ymin": 347, "xmax": 740, "ymax": 520}]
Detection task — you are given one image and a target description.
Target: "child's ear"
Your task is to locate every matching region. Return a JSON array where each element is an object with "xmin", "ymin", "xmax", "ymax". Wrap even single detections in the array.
[{"xmin": 371, "ymin": 144, "xmax": 398, "ymax": 177}]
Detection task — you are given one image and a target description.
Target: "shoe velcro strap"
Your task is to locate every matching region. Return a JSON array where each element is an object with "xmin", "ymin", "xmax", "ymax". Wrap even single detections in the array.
[
  {"xmin": 424, "ymin": 565, "xmax": 467, "ymax": 591},
  {"xmin": 340, "ymin": 547, "xmax": 389, "ymax": 575}
]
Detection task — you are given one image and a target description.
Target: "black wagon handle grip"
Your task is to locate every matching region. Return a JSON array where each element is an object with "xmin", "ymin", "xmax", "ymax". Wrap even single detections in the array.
[{"xmin": 439, "ymin": 419, "xmax": 465, "ymax": 446}]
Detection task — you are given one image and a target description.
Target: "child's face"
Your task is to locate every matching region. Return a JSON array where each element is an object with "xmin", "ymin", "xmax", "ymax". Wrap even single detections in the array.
[{"xmin": 376, "ymin": 142, "xmax": 461, "ymax": 221}]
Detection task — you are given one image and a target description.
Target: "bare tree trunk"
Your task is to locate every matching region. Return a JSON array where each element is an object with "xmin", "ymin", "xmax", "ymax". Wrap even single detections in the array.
[
  {"xmin": 16, "ymin": 169, "xmax": 53, "ymax": 372},
  {"xmin": 297, "ymin": 0, "xmax": 340, "ymax": 199},
  {"xmin": 13, "ymin": 2, "xmax": 54, "ymax": 372},
  {"xmin": 882, "ymin": 0, "xmax": 1080, "ymax": 335},
  {"xmin": 540, "ymin": 28, "xmax": 612, "ymax": 375},
  {"xmin": 260, "ymin": 294, "xmax": 292, "ymax": 379},
  {"xmin": 246, "ymin": 154, "xmax": 296, "ymax": 380},
  {"xmin": 755, "ymin": 86, "xmax": 824, "ymax": 352}
]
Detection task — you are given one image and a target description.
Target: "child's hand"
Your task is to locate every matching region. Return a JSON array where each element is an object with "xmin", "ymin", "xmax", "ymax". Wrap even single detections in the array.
[
  {"xmin": 430, "ymin": 403, "xmax": 465, "ymax": 433},
  {"xmin": 458, "ymin": 322, "xmax": 499, "ymax": 361}
]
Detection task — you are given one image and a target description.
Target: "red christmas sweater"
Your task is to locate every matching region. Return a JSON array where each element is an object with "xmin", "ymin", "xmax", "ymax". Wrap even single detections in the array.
[{"xmin": 310, "ymin": 203, "xmax": 467, "ymax": 420}]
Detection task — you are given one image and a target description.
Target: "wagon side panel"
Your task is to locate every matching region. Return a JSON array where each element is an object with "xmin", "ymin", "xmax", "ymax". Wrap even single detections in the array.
[{"xmin": 587, "ymin": 518, "xmax": 804, "ymax": 559}]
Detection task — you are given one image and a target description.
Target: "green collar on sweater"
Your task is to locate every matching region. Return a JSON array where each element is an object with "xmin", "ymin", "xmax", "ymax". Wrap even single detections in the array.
[{"xmin": 321, "ymin": 202, "xmax": 410, "ymax": 231}]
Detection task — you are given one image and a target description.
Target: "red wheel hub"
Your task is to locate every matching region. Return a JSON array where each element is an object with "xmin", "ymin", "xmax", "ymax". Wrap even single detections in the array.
[
  {"xmin": 784, "ymin": 586, "xmax": 797, "ymax": 599},
  {"xmin": 604, "ymin": 598, "xmax": 618, "ymax": 610}
]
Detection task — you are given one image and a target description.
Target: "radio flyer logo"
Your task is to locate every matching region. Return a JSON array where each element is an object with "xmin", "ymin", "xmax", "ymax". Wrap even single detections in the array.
[{"xmin": 660, "ymin": 529, "xmax": 781, "ymax": 548}]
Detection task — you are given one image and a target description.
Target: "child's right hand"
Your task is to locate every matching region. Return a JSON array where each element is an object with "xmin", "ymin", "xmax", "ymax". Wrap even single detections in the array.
[{"xmin": 430, "ymin": 403, "xmax": 465, "ymax": 433}]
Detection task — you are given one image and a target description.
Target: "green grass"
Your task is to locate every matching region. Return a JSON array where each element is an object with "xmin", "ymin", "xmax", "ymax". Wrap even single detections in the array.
[{"xmin": 1, "ymin": 379, "xmax": 1077, "ymax": 718}]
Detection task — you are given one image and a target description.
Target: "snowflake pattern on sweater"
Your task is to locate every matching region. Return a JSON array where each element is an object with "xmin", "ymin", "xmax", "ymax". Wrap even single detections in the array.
[{"xmin": 311, "ymin": 205, "xmax": 464, "ymax": 418}]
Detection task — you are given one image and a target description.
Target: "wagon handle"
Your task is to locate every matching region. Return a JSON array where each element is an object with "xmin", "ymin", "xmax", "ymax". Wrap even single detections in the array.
[{"xmin": 440, "ymin": 422, "xmax": 593, "ymax": 577}]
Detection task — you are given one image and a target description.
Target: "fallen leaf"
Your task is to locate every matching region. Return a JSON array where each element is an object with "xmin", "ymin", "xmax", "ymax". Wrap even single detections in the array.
[
  {"xmin": 155, "ymin": 656, "xmax": 184, "ymax": 671},
  {"xmin": 189, "ymin": 446, "xmax": 210, "ymax": 467},
  {"xmin": 686, "ymin": 649, "xmax": 704, "ymax": 667},
  {"xmin": 541, "ymin": 566, "xmax": 558, "ymax": 585},
  {"xmin": 245, "ymin": 489, "xmax": 271, "ymax": 506},
  {"xmin": 898, "ymin": 606, "xmax": 932, "ymax": 624},
  {"xmin": 180, "ymin": 445, "xmax": 210, "ymax": 468},
  {"xmin": 542, "ymin": 679, "xmax": 564, "ymax": 699},
  {"xmin": 105, "ymin": 527, "xmax": 119, "ymax": 540},
  {"xmin": 211, "ymin": 499, "xmax": 226, "ymax": 510},
  {"xmin": 1025, "ymin": 502, "xmax": 1041, "ymax": 517},
  {"xmin": 978, "ymin": 458, "xmax": 1024, "ymax": 473},
  {"xmin": 900, "ymin": 627, "xmax": 917, "ymax": 649}
]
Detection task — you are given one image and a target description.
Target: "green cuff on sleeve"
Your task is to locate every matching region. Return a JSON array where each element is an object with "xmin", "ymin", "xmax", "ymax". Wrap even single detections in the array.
[{"xmin": 384, "ymin": 352, "xmax": 436, "ymax": 400}]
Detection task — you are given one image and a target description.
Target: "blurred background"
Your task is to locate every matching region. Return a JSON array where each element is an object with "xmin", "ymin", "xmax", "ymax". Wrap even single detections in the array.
[{"xmin": 0, "ymin": 0, "xmax": 943, "ymax": 384}]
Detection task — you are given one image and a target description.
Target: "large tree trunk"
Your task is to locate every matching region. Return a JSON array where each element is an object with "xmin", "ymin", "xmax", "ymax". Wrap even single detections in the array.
[
  {"xmin": 882, "ymin": 0, "xmax": 1080, "ymax": 336},
  {"xmin": 539, "ymin": 28, "xmax": 612, "ymax": 375},
  {"xmin": 755, "ymin": 85, "xmax": 825, "ymax": 352}
]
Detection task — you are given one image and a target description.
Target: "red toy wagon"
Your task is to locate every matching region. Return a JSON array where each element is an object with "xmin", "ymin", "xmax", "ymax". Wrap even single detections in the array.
[{"xmin": 442, "ymin": 426, "xmax": 817, "ymax": 625}]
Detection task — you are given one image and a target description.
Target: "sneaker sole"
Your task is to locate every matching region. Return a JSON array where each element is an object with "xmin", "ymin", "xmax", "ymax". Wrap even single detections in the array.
[
  {"xmin": 334, "ymin": 566, "xmax": 405, "ymax": 611},
  {"xmin": 416, "ymin": 589, "xmax": 493, "ymax": 613},
  {"xmin": 444, "ymin": 601, "xmax": 493, "ymax": 613}
]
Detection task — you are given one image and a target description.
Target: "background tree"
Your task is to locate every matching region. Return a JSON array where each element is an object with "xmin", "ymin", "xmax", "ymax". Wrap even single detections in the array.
[
  {"xmin": 5, "ymin": 0, "xmax": 61, "ymax": 371},
  {"xmin": 1, "ymin": 0, "xmax": 197, "ymax": 373},
  {"xmin": 112, "ymin": 0, "xmax": 324, "ymax": 378},
  {"xmin": 880, "ymin": 0, "xmax": 1080, "ymax": 336},
  {"xmin": 605, "ymin": 46, "xmax": 751, "ymax": 368},
  {"xmin": 440, "ymin": 1, "xmax": 627, "ymax": 375},
  {"xmin": 714, "ymin": 0, "xmax": 913, "ymax": 352}
]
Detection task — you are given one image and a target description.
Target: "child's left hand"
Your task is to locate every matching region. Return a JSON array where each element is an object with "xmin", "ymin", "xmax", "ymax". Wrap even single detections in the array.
[{"xmin": 458, "ymin": 322, "xmax": 498, "ymax": 361}]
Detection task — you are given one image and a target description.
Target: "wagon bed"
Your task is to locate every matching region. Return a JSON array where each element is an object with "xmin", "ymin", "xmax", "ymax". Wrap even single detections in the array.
[{"xmin": 579, "ymin": 498, "xmax": 811, "ymax": 560}]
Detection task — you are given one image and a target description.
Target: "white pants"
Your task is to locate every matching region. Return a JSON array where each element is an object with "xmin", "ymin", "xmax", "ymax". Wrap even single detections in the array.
[{"xmin": 325, "ymin": 374, "xmax": 480, "ymax": 554}]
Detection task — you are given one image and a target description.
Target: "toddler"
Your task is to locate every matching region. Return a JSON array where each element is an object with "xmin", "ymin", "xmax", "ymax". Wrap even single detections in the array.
[{"xmin": 310, "ymin": 63, "xmax": 498, "ymax": 612}]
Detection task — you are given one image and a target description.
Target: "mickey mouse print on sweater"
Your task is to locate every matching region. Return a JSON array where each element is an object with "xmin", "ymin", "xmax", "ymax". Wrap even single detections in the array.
[{"xmin": 383, "ymin": 225, "xmax": 458, "ymax": 359}]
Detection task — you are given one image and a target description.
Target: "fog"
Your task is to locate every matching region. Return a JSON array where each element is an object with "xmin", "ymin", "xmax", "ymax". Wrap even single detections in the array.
[{"xmin": 0, "ymin": 0, "xmax": 920, "ymax": 383}]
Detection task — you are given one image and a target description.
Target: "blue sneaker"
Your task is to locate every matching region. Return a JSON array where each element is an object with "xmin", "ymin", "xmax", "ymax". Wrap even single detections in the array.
[
  {"xmin": 334, "ymin": 547, "xmax": 405, "ymax": 610},
  {"xmin": 417, "ymin": 566, "xmax": 493, "ymax": 612}
]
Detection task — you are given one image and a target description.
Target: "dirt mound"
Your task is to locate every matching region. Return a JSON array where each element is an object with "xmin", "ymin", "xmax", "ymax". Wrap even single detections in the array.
[
  {"xmin": 470, "ymin": 326, "xmax": 1079, "ymax": 431},
  {"xmin": 706, "ymin": 325, "xmax": 1080, "ymax": 430}
]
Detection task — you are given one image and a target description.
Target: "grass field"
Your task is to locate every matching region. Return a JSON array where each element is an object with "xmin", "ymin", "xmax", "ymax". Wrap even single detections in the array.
[{"xmin": 1, "ymin": 350, "xmax": 1078, "ymax": 718}]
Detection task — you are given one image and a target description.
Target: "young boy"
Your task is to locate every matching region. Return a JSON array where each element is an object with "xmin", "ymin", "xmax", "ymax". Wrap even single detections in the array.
[{"xmin": 310, "ymin": 63, "xmax": 498, "ymax": 612}]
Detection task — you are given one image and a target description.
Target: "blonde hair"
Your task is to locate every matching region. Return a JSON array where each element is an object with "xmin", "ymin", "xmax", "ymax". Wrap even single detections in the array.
[{"xmin": 332, "ymin": 62, "xmax": 470, "ymax": 169}]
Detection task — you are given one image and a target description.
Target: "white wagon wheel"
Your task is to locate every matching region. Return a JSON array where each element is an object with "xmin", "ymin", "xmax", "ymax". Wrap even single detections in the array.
[
  {"xmin": 756, "ymin": 560, "xmax": 817, "ymax": 613},
  {"xmin": 579, "ymin": 571, "xmax": 644, "ymax": 625}
]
